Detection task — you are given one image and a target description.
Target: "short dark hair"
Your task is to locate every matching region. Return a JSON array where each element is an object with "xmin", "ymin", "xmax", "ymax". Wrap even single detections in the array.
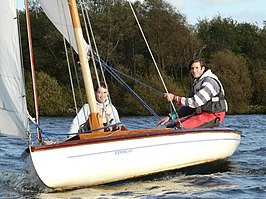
[{"xmin": 188, "ymin": 58, "xmax": 207, "ymax": 70}]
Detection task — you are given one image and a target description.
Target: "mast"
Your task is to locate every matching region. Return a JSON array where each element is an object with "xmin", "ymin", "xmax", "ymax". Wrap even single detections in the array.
[
  {"xmin": 68, "ymin": 0, "xmax": 102, "ymax": 131},
  {"xmin": 25, "ymin": 0, "xmax": 42, "ymax": 143}
]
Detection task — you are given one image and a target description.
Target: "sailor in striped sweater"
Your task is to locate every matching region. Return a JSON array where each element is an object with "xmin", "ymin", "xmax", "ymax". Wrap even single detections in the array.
[{"xmin": 158, "ymin": 58, "xmax": 228, "ymax": 129}]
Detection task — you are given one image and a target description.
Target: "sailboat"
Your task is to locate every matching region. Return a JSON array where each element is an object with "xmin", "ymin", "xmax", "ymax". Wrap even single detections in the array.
[{"xmin": 0, "ymin": 0, "xmax": 241, "ymax": 190}]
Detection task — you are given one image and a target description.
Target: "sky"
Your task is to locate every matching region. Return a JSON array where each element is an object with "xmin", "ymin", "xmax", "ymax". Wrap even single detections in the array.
[
  {"xmin": 18, "ymin": 0, "xmax": 265, "ymax": 28},
  {"xmin": 166, "ymin": 0, "xmax": 265, "ymax": 28}
]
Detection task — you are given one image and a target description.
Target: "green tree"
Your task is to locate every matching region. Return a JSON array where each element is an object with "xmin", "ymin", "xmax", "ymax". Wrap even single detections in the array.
[
  {"xmin": 112, "ymin": 70, "xmax": 184, "ymax": 116},
  {"xmin": 19, "ymin": 0, "xmax": 266, "ymax": 116},
  {"xmin": 140, "ymin": 0, "xmax": 202, "ymax": 80},
  {"xmin": 254, "ymin": 27, "xmax": 266, "ymax": 60},
  {"xmin": 20, "ymin": 6, "xmax": 70, "ymax": 85},
  {"xmin": 86, "ymin": 0, "xmax": 135, "ymax": 64},
  {"xmin": 250, "ymin": 60, "xmax": 266, "ymax": 113},
  {"xmin": 234, "ymin": 23, "xmax": 260, "ymax": 57},
  {"xmin": 209, "ymin": 50, "xmax": 252, "ymax": 114},
  {"xmin": 197, "ymin": 16, "xmax": 238, "ymax": 58},
  {"xmin": 26, "ymin": 71, "xmax": 72, "ymax": 116}
]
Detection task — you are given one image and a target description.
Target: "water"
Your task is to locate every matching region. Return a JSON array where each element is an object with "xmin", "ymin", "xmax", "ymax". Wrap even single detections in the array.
[{"xmin": 0, "ymin": 115, "xmax": 265, "ymax": 198}]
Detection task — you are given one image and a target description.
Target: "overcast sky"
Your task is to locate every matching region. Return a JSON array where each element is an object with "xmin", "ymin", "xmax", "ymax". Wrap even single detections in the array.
[{"xmin": 18, "ymin": 0, "xmax": 265, "ymax": 28}]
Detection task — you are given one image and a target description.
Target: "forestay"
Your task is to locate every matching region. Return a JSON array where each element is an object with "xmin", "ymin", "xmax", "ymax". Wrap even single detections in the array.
[{"xmin": 0, "ymin": 0, "xmax": 28, "ymax": 137}]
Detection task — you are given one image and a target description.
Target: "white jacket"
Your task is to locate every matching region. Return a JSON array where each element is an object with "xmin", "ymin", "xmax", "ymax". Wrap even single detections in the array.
[{"xmin": 69, "ymin": 100, "xmax": 120, "ymax": 133}]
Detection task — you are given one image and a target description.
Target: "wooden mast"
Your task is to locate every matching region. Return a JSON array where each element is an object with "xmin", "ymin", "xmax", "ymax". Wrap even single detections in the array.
[
  {"xmin": 25, "ymin": 0, "xmax": 42, "ymax": 143},
  {"xmin": 68, "ymin": 0, "xmax": 102, "ymax": 131}
]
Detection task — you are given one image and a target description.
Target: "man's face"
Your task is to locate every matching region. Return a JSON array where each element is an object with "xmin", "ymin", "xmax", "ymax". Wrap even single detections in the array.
[
  {"xmin": 190, "ymin": 61, "xmax": 205, "ymax": 79},
  {"xmin": 95, "ymin": 86, "xmax": 108, "ymax": 103}
]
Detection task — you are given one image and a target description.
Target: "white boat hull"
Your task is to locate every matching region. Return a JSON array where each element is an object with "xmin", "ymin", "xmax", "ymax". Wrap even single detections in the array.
[{"xmin": 24, "ymin": 128, "xmax": 240, "ymax": 190}]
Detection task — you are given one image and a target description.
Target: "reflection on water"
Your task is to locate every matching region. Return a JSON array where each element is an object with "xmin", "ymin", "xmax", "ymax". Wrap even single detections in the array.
[
  {"xmin": 36, "ymin": 173, "xmax": 236, "ymax": 199},
  {"xmin": 28, "ymin": 161, "xmax": 244, "ymax": 198}
]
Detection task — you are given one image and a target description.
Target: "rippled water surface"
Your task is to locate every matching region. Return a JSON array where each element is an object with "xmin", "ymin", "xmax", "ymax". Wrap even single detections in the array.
[{"xmin": 0, "ymin": 115, "xmax": 265, "ymax": 198}]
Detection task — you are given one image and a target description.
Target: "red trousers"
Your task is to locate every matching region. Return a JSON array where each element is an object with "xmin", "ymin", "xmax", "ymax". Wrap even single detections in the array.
[{"xmin": 174, "ymin": 112, "xmax": 226, "ymax": 129}]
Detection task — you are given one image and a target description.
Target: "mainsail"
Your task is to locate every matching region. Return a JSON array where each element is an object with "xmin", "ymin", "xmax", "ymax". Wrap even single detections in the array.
[
  {"xmin": 0, "ymin": 0, "xmax": 28, "ymax": 137},
  {"xmin": 38, "ymin": 0, "xmax": 90, "ymax": 53}
]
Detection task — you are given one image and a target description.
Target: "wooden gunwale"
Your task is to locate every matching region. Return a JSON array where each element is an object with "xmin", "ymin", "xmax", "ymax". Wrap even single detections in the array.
[{"xmin": 30, "ymin": 128, "xmax": 241, "ymax": 152}]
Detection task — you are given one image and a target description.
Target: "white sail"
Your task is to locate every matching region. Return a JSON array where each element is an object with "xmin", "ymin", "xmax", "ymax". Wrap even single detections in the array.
[
  {"xmin": 38, "ymin": 0, "xmax": 90, "ymax": 53},
  {"xmin": 0, "ymin": 0, "xmax": 28, "ymax": 137}
]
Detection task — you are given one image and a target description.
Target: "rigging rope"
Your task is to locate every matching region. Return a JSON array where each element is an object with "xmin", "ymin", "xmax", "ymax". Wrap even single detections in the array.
[
  {"xmin": 80, "ymin": 0, "xmax": 106, "ymax": 86},
  {"xmin": 80, "ymin": 0, "xmax": 121, "ymax": 122},
  {"xmin": 80, "ymin": 0, "xmax": 114, "ymax": 103},
  {"xmin": 101, "ymin": 64, "xmax": 164, "ymax": 96},
  {"xmin": 79, "ymin": 0, "xmax": 101, "ymax": 87},
  {"xmin": 58, "ymin": 0, "xmax": 86, "ymax": 128},
  {"xmin": 80, "ymin": 0, "xmax": 162, "ymax": 121},
  {"xmin": 127, "ymin": 0, "xmax": 183, "ymax": 128},
  {"xmin": 98, "ymin": 59, "xmax": 161, "ymax": 120},
  {"xmin": 28, "ymin": 113, "xmax": 51, "ymax": 141},
  {"xmin": 63, "ymin": 37, "xmax": 79, "ymax": 114},
  {"xmin": 25, "ymin": 0, "xmax": 174, "ymax": 142}
]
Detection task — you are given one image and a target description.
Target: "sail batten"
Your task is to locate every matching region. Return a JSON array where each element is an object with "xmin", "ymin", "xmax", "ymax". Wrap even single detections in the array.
[{"xmin": 0, "ymin": 0, "xmax": 28, "ymax": 137}]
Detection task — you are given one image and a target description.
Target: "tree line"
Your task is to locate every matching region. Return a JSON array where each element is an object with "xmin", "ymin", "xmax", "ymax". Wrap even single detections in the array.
[{"xmin": 20, "ymin": 0, "xmax": 266, "ymax": 117}]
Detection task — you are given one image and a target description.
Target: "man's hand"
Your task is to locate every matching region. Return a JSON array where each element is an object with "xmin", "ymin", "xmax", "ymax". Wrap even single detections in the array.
[
  {"xmin": 163, "ymin": 93, "xmax": 175, "ymax": 102},
  {"xmin": 157, "ymin": 116, "xmax": 170, "ymax": 126}
]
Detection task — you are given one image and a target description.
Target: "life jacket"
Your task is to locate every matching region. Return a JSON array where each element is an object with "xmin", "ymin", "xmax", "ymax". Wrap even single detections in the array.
[
  {"xmin": 96, "ymin": 101, "xmax": 115, "ymax": 126},
  {"xmin": 78, "ymin": 100, "xmax": 117, "ymax": 133},
  {"xmin": 191, "ymin": 74, "xmax": 228, "ymax": 114}
]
